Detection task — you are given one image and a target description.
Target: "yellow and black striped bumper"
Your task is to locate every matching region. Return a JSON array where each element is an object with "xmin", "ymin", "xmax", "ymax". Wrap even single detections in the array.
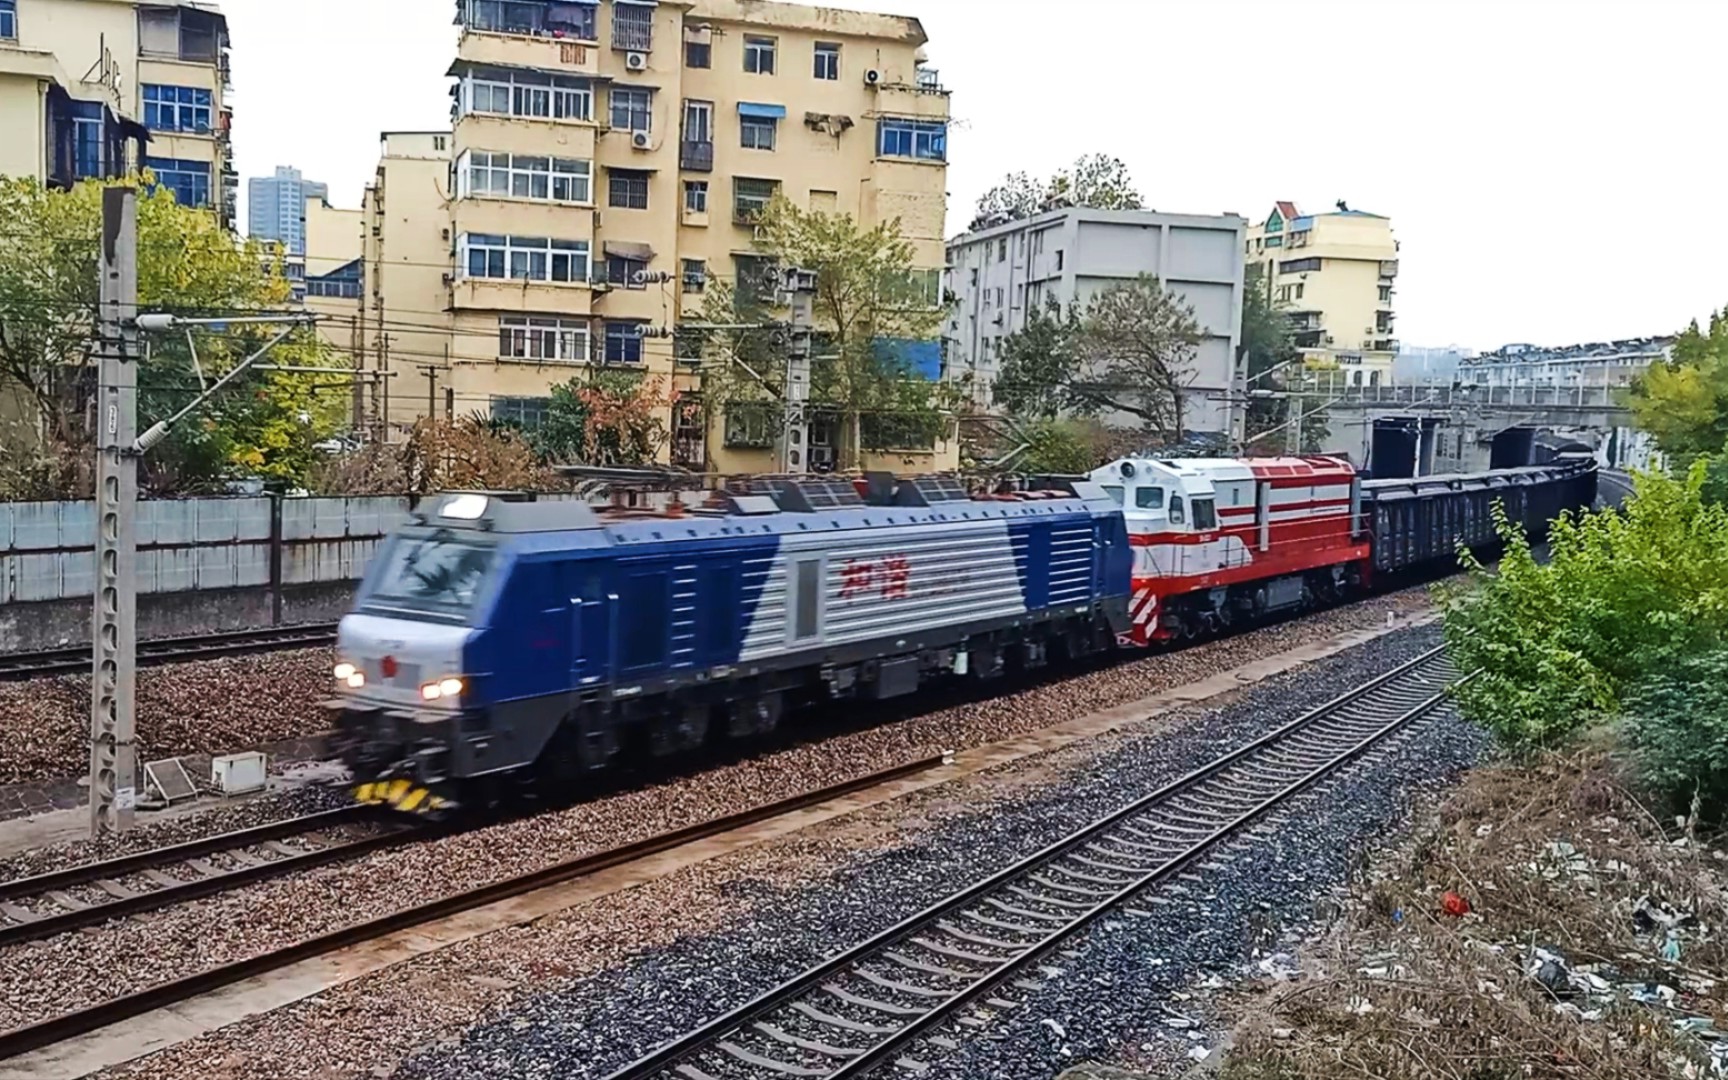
[{"xmin": 354, "ymin": 778, "xmax": 453, "ymax": 815}]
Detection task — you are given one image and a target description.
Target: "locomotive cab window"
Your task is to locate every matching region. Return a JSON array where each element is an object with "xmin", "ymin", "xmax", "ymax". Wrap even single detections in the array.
[
  {"xmin": 1192, "ymin": 498, "xmax": 1218, "ymax": 531},
  {"xmin": 1134, "ymin": 487, "xmax": 1165, "ymax": 510},
  {"xmin": 366, "ymin": 530, "xmax": 496, "ymax": 618},
  {"xmin": 1168, "ymin": 496, "xmax": 1186, "ymax": 525},
  {"xmin": 1100, "ymin": 484, "xmax": 1124, "ymax": 506}
]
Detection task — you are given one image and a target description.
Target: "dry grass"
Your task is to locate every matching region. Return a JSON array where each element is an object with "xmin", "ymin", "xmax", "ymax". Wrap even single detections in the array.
[{"xmin": 1222, "ymin": 755, "xmax": 1727, "ymax": 1080}]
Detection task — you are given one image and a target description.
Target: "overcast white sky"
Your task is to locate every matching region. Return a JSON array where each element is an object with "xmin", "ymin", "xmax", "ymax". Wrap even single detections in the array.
[{"xmin": 222, "ymin": 0, "xmax": 1725, "ymax": 353}]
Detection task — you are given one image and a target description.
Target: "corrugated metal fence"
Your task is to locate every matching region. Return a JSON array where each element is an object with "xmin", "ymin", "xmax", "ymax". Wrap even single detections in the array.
[{"xmin": 0, "ymin": 496, "xmax": 412, "ymax": 605}]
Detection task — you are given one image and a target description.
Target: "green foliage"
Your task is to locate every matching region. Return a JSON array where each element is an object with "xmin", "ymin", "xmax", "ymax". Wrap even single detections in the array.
[
  {"xmin": 992, "ymin": 275, "xmax": 1201, "ymax": 443},
  {"xmin": 1625, "ymin": 308, "xmax": 1728, "ymax": 460},
  {"xmin": 1012, "ymin": 418, "xmax": 1096, "ymax": 474},
  {"xmin": 1623, "ymin": 648, "xmax": 1728, "ymax": 822},
  {"xmin": 991, "ymin": 298, "xmax": 1083, "ymax": 420},
  {"xmin": 696, "ymin": 197, "xmax": 955, "ymax": 465},
  {"xmin": 970, "ymin": 154, "xmax": 1143, "ymax": 229},
  {"xmin": 0, "ymin": 176, "xmax": 347, "ymax": 495},
  {"xmin": 1441, "ymin": 463, "xmax": 1728, "ymax": 750}
]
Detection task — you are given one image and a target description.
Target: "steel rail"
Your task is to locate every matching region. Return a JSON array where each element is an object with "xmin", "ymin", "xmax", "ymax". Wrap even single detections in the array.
[
  {"xmin": 0, "ymin": 807, "xmax": 418, "ymax": 947},
  {"xmin": 604, "ymin": 646, "xmax": 1462, "ymax": 1080},
  {"xmin": 0, "ymin": 752, "xmax": 949, "ymax": 1063},
  {"xmin": 0, "ymin": 623, "xmax": 338, "ymax": 681}
]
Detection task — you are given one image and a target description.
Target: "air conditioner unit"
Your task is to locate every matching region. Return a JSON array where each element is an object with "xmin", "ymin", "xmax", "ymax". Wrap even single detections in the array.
[
  {"xmin": 863, "ymin": 69, "xmax": 882, "ymax": 87},
  {"xmin": 625, "ymin": 51, "xmax": 648, "ymax": 71},
  {"xmin": 630, "ymin": 129, "xmax": 652, "ymax": 150}
]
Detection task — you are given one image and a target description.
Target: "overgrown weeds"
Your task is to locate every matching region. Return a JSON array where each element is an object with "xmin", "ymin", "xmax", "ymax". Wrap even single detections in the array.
[{"xmin": 1222, "ymin": 756, "xmax": 1726, "ymax": 1079}]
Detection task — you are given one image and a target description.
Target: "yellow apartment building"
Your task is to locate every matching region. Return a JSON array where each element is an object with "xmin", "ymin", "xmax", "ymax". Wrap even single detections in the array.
[
  {"xmin": 1245, "ymin": 201, "xmax": 1399, "ymax": 383},
  {"xmin": 0, "ymin": 0, "xmax": 233, "ymax": 221},
  {"xmin": 358, "ymin": 131, "xmax": 455, "ymax": 435},
  {"xmin": 359, "ymin": 0, "xmax": 952, "ymax": 473}
]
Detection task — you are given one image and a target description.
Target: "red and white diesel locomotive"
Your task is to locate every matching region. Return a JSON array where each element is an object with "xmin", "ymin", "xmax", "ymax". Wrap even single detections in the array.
[{"xmin": 1085, "ymin": 452, "xmax": 1595, "ymax": 646}]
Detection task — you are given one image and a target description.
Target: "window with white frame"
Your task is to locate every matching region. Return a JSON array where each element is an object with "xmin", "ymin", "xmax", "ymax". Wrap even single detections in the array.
[
  {"xmin": 142, "ymin": 85, "xmax": 212, "ymax": 133},
  {"xmin": 610, "ymin": 86, "xmax": 652, "ymax": 131},
  {"xmin": 813, "ymin": 42, "xmax": 839, "ymax": 80},
  {"xmin": 878, "ymin": 118, "xmax": 948, "ymax": 161},
  {"xmin": 499, "ymin": 316, "xmax": 590, "ymax": 363},
  {"xmin": 740, "ymin": 115, "xmax": 776, "ymax": 150},
  {"xmin": 744, "ymin": 35, "xmax": 776, "ymax": 74},
  {"xmin": 0, "ymin": 0, "xmax": 15, "ymax": 39},
  {"xmin": 458, "ymin": 151, "xmax": 592, "ymax": 204},
  {"xmin": 684, "ymin": 180, "xmax": 708, "ymax": 214},
  {"xmin": 460, "ymin": 234, "xmax": 591, "ymax": 283},
  {"xmin": 682, "ymin": 259, "xmax": 706, "ymax": 293},
  {"xmin": 461, "ymin": 67, "xmax": 592, "ymax": 122}
]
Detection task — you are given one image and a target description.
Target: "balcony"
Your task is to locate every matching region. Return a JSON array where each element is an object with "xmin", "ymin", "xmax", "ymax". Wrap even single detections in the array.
[
  {"xmin": 680, "ymin": 140, "xmax": 713, "ymax": 172},
  {"xmin": 1374, "ymin": 339, "xmax": 1400, "ymax": 353},
  {"xmin": 1379, "ymin": 259, "xmax": 1400, "ymax": 280}
]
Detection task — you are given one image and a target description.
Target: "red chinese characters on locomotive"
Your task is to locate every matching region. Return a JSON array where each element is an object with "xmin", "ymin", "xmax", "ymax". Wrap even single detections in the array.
[{"xmin": 838, "ymin": 556, "xmax": 912, "ymax": 600}]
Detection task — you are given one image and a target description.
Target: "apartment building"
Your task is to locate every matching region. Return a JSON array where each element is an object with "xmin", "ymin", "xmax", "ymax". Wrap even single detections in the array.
[
  {"xmin": 1245, "ymin": 202, "xmax": 1398, "ymax": 382},
  {"xmin": 360, "ymin": 131, "xmax": 454, "ymax": 435},
  {"xmin": 0, "ymin": 0, "xmax": 233, "ymax": 221},
  {"xmin": 359, "ymin": 0, "xmax": 951, "ymax": 471},
  {"xmin": 944, "ymin": 207, "xmax": 1248, "ymax": 440},
  {"xmin": 248, "ymin": 165, "xmax": 327, "ymax": 255}
]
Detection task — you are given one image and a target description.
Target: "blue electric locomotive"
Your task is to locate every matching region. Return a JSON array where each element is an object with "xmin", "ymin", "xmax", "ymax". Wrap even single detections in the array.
[{"xmin": 335, "ymin": 476, "xmax": 1131, "ymax": 813}]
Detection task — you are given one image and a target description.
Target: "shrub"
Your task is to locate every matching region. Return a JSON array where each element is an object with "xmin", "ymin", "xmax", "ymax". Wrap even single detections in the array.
[
  {"xmin": 1623, "ymin": 648, "xmax": 1728, "ymax": 823},
  {"xmin": 1441, "ymin": 461, "xmax": 1728, "ymax": 751}
]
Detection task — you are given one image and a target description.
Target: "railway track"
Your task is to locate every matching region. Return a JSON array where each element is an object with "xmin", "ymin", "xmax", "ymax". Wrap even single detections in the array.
[
  {"xmin": 0, "ymin": 754, "xmax": 948, "ymax": 1063},
  {"xmin": 604, "ymin": 645, "xmax": 1463, "ymax": 1080},
  {"xmin": 0, "ymin": 806, "xmax": 418, "ymax": 948},
  {"xmin": 0, "ymin": 623, "xmax": 338, "ymax": 681}
]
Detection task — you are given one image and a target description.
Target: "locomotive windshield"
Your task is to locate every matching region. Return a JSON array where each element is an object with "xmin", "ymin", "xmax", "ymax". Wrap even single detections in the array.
[{"xmin": 365, "ymin": 529, "xmax": 497, "ymax": 618}]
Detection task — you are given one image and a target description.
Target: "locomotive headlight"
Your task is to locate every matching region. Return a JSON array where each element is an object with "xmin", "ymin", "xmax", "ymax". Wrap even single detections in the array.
[
  {"xmin": 420, "ymin": 676, "xmax": 465, "ymax": 701},
  {"xmin": 334, "ymin": 662, "xmax": 364, "ymax": 689}
]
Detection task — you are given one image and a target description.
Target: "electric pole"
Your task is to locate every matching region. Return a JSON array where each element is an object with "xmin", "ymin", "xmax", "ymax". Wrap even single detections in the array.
[
  {"xmin": 780, "ymin": 267, "xmax": 815, "ymax": 474},
  {"xmin": 91, "ymin": 187, "xmax": 139, "ymax": 837}
]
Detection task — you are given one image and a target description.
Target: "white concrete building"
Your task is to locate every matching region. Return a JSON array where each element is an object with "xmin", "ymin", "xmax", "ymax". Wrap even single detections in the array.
[{"xmin": 944, "ymin": 207, "xmax": 1248, "ymax": 439}]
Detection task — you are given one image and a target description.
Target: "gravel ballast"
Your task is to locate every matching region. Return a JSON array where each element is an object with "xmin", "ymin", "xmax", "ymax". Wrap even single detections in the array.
[
  {"xmin": 381, "ymin": 623, "xmax": 1468, "ymax": 1080},
  {"xmin": 0, "ymin": 594, "xmax": 1432, "ymax": 1039},
  {"xmin": 0, "ymin": 647, "xmax": 336, "ymax": 786}
]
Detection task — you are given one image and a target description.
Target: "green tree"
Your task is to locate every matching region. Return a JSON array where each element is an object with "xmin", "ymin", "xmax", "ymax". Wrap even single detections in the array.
[
  {"xmin": 750, "ymin": 197, "xmax": 954, "ymax": 465},
  {"xmin": 991, "ymin": 276, "xmax": 1202, "ymax": 444},
  {"xmin": 0, "ymin": 176, "xmax": 346, "ymax": 496},
  {"xmin": 1045, "ymin": 154, "xmax": 1144, "ymax": 213},
  {"xmin": 970, "ymin": 171, "xmax": 1043, "ymax": 230},
  {"xmin": 1073, "ymin": 275, "xmax": 1203, "ymax": 442},
  {"xmin": 1240, "ymin": 264, "xmax": 1296, "ymax": 443},
  {"xmin": 1011, "ymin": 418, "xmax": 1096, "ymax": 474},
  {"xmin": 1441, "ymin": 462, "xmax": 1728, "ymax": 750},
  {"xmin": 1625, "ymin": 308, "xmax": 1728, "ymax": 462},
  {"xmin": 970, "ymin": 155, "xmax": 1143, "ymax": 229},
  {"xmin": 992, "ymin": 297, "xmax": 1084, "ymax": 419}
]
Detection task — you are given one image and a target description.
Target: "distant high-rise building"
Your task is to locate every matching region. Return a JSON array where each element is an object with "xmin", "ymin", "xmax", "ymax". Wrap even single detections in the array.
[{"xmin": 248, "ymin": 166, "xmax": 327, "ymax": 255}]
